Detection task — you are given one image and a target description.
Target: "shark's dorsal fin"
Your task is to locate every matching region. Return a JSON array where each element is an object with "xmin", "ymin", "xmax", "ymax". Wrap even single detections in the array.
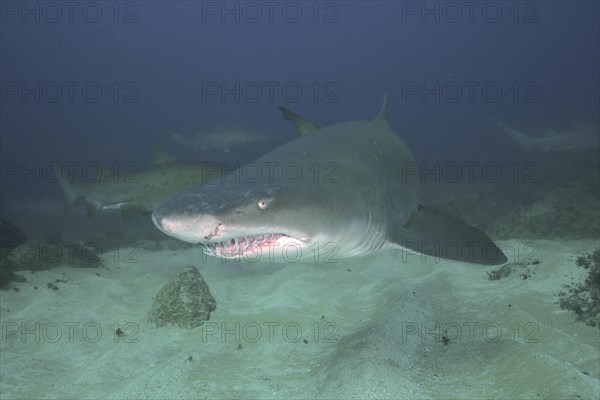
[
  {"xmin": 374, "ymin": 94, "xmax": 388, "ymax": 123},
  {"xmin": 278, "ymin": 107, "xmax": 320, "ymax": 135},
  {"xmin": 151, "ymin": 147, "xmax": 178, "ymax": 165}
]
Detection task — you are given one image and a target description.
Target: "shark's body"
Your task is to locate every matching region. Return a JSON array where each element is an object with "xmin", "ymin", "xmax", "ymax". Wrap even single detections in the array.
[
  {"xmin": 499, "ymin": 122, "xmax": 599, "ymax": 152},
  {"xmin": 153, "ymin": 97, "xmax": 507, "ymax": 265},
  {"xmin": 58, "ymin": 153, "xmax": 221, "ymax": 219}
]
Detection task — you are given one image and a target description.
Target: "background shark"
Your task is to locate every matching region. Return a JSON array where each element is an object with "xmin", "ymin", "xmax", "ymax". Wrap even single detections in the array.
[
  {"xmin": 168, "ymin": 127, "xmax": 280, "ymax": 154},
  {"xmin": 153, "ymin": 97, "xmax": 507, "ymax": 265},
  {"xmin": 499, "ymin": 122, "xmax": 599, "ymax": 152},
  {"xmin": 57, "ymin": 149, "xmax": 222, "ymax": 219}
]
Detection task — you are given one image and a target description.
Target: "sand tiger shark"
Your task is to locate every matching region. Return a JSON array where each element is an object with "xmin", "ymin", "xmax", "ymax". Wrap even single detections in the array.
[
  {"xmin": 56, "ymin": 149, "xmax": 222, "ymax": 219},
  {"xmin": 153, "ymin": 97, "xmax": 507, "ymax": 265},
  {"xmin": 169, "ymin": 127, "xmax": 280, "ymax": 154},
  {"xmin": 499, "ymin": 122, "xmax": 599, "ymax": 152}
]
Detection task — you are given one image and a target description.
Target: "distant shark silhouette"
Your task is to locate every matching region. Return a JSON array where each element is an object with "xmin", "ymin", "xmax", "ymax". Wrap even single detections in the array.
[
  {"xmin": 168, "ymin": 127, "xmax": 280, "ymax": 154},
  {"xmin": 499, "ymin": 122, "xmax": 599, "ymax": 152},
  {"xmin": 56, "ymin": 149, "xmax": 221, "ymax": 219}
]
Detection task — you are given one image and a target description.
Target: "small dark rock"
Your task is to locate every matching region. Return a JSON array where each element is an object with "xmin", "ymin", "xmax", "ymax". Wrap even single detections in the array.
[
  {"xmin": 487, "ymin": 263, "xmax": 514, "ymax": 280},
  {"xmin": 487, "ymin": 261, "xmax": 538, "ymax": 281},
  {"xmin": 148, "ymin": 266, "xmax": 216, "ymax": 329}
]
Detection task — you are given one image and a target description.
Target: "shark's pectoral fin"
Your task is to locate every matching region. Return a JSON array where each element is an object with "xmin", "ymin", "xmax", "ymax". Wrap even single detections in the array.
[{"xmin": 390, "ymin": 206, "xmax": 507, "ymax": 265}]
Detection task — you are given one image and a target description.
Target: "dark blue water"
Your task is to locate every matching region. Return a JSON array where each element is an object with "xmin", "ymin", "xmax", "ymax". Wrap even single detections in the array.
[
  {"xmin": 1, "ymin": 1, "xmax": 598, "ymax": 203},
  {"xmin": 0, "ymin": 4, "xmax": 599, "ymax": 397}
]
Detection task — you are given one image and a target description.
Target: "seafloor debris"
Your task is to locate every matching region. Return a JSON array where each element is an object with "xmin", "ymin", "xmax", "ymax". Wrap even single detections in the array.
[
  {"xmin": 148, "ymin": 265, "xmax": 216, "ymax": 329},
  {"xmin": 488, "ymin": 176, "xmax": 599, "ymax": 240},
  {"xmin": 557, "ymin": 249, "xmax": 600, "ymax": 328},
  {"xmin": 487, "ymin": 259, "xmax": 540, "ymax": 281},
  {"xmin": 7, "ymin": 240, "xmax": 103, "ymax": 271}
]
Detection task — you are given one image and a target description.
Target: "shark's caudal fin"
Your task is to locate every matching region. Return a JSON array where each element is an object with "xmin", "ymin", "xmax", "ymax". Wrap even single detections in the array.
[
  {"xmin": 498, "ymin": 123, "xmax": 537, "ymax": 150},
  {"xmin": 167, "ymin": 130, "xmax": 189, "ymax": 147},
  {"xmin": 277, "ymin": 107, "xmax": 320, "ymax": 135},
  {"xmin": 52, "ymin": 163, "xmax": 79, "ymax": 213},
  {"xmin": 390, "ymin": 206, "xmax": 507, "ymax": 265},
  {"xmin": 150, "ymin": 146, "xmax": 179, "ymax": 165},
  {"xmin": 53, "ymin": 162, "xmax": 111, "ymax": 218}
]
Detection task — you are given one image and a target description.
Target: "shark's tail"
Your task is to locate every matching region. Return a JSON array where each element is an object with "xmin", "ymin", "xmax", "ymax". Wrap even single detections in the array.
[
  {"xmin": 498, "ymin": 123, "xmax": 536, "ymax": 150},
  {"xmin": 168, "ymin": 130, "xmax": 189, "ymax": 147},
  {"xmin": 51, "ymin": 163, "xmax": 79, "ymax": 213}
]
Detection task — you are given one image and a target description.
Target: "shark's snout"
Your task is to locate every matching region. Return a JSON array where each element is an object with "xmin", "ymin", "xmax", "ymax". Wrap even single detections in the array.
[
  {"xmin": 151, "ymin": 211, "xmax": 178, "ymax": 235},
  {"xmin": 151, "ymin": 208, "xmax": 221, "ymax": 243}
]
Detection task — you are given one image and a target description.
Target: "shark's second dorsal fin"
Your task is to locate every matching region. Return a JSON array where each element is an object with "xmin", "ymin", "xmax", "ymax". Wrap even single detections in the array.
[
  {"xmin": 278, "ymin": 107, "xmax": 320, "ymax": 136},
  {"xmin": 374, "ymin": 94, "xmax": 388, "ymax": 123},
  {"xmin": 151, "ymin": 147, "xmax": 178, "ymax": 165}
]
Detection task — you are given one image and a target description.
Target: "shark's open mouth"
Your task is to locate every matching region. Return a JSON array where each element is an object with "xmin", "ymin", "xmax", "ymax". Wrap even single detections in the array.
[{"xmin": 201, "ymin": 233, "xmax": 292, "ymax": 258}]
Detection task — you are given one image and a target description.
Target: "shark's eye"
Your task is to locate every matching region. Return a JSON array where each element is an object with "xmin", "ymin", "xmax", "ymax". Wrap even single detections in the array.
[{"xmin": 257, "ymin": 198, "xmax": 270, "ymax": 210}]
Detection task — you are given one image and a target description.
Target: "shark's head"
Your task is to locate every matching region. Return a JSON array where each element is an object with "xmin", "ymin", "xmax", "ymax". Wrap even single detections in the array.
[{"xmin": 152, "ymin": 173, "xmax": 382, "ymax": 261}]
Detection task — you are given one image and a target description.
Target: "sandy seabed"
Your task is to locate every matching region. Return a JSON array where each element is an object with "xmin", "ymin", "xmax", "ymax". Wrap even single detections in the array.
[{"xmin": 1, "ymin": 239, "xmax": 599, "ymax": 399}]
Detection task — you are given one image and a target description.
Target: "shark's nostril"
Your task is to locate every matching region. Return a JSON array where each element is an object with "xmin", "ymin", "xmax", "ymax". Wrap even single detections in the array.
[{"xmin": 205, "ymin": 222, "xmax": 224, "ymax": 239}]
